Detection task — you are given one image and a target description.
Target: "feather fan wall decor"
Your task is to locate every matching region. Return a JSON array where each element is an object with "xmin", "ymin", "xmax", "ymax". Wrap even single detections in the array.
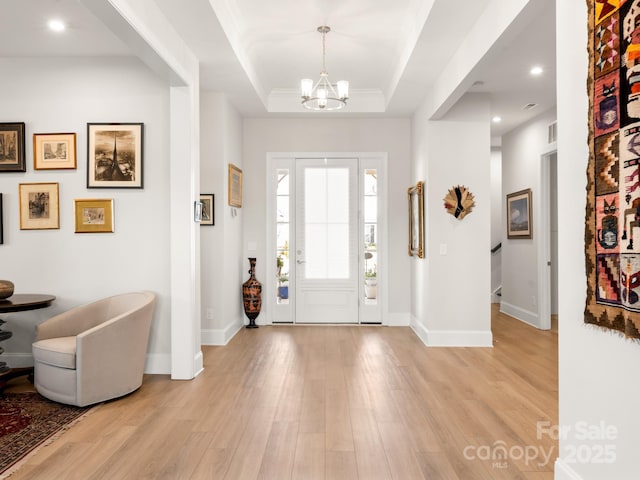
[{"xmin": 443, "ymin": 185, "xmax": 475, "ymax": 220}]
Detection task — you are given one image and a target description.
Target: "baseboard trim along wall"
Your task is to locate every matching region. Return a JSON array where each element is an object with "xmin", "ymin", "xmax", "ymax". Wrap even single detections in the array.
[
  {"xmin": 7, "ymin": 351, "xmax": 174, "ymax": 376},
  {"xmin": 554, "ymin": 459, "xmax": 584, "ymax": 480},
  {"xmin": 410, "ymin": 316, "xmax": 493, "ymax": 347},
  {"xmin": 201, "ymin": 319, "xmax": 244, "ymax": 346},
  {"xmin": 500, "ymin": 301, "xmax": 539, "ymax": 328},
  {"xmin": 2, "ymin": 353, "xmax": 33, "ymax": 368}
]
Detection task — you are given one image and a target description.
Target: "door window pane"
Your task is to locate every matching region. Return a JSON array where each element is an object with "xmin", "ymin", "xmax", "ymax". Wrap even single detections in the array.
[
  {"xmin": 364, "ymin": 169, "xmax": 377, "ymax": 304},
  {"xmin": 304, "ymin": 167, "xmax": 350, "ymax": 279},
  {"xmin": 276, "ymin": 169, "xmax": 290, "ymax": 304}
]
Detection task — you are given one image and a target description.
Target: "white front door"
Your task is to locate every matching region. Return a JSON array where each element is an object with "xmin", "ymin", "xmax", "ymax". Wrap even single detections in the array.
[{"xmin": 294, "ymin": 158, "xmax": 358, "ymax": 323}]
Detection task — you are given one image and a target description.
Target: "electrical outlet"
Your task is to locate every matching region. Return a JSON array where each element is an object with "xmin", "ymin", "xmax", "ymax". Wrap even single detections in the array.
[
  {"xmin": 206, "ymin": 308, "xmax": 214, "ymax": 320},
  {"xmin": 532, "ymin": 296, "xmax": 537, "ymax": 306}
]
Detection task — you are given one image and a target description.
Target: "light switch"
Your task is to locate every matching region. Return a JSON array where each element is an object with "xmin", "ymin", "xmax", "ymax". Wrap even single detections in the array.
[{"xmin": 439, "ymin": 244, "xmax": 447, "ymax": 255}]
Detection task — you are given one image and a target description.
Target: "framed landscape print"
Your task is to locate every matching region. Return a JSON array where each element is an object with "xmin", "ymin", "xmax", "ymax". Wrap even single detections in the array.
[
  {"xmin": 33, "ymin": 132, "xmax": 77, "ymax": 170},
  {"xmin": 228, "ymin": 164, "xmax": 242, "ymax": 207},
  {"xmin": 506, "ymin": 188, "xmax": 532, "ymax": 239},
  {"xmin": 74, "ymin": 198, "xmax": 114, "ymax": 233},
  {"xmin": 200, "ymin": 193, "xmax": 214, "ymax": 225},
  {"xmin": 19, "ymin": 182, "xmax": 59, "ymax": 230},
  {"xmin": 0, "ymin": 122, "xmax": 26, "ymax": 172},
  {"xmin": 408, "ymin": 181, "xmax": 425, "ymax": 258},
  {"xmin": 87, "ymin": 123, "xmax": 143, "ymax": 188}
]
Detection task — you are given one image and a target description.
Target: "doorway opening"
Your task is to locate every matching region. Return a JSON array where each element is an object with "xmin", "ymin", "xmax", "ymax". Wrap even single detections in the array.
[{"xmin": 267, "ymin": 152, "xmax": 387, "ymax": 324}]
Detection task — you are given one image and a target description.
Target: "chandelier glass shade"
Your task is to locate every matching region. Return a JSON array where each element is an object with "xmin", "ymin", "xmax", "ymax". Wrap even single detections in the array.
[{"xmin": 301, "ymin": 26, "xmax": 349, "ymax": 111}]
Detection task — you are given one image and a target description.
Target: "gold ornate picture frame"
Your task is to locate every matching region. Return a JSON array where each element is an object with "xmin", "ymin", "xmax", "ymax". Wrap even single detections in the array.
[
  {"xmin": 408, "ymin": 181, "xmax": 424, "ymax": 258},
  {"xmin": 228, "ymin": 163, "xmax": 242, "ymax": 207},
  {"xmin": 74, "ymin": 198, "xmax": 114, "ymax": 233}
]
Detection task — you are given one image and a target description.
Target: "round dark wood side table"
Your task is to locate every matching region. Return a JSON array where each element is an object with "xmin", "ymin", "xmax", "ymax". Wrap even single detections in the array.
[{"xmin": 0, "ymin": 294, "xmax": 55, "ymax": 391}]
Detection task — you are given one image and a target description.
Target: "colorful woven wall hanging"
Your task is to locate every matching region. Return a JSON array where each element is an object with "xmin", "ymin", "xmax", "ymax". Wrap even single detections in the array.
[{"xmin": 586, "ymin": 0, "xmax": 640, "ymax": 338}]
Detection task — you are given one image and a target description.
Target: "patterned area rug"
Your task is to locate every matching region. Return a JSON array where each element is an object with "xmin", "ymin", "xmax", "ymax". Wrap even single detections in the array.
[{"xmin": 0, "ymin": 392, "xmax": 90, "ymax": 478}]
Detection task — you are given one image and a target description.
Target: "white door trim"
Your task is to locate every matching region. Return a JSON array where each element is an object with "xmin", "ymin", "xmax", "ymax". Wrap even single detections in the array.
[
  {"xmin": 266, "ymin": 152, "xmax": 388, "ymax": 325},
  {"xmin": 537, "ymin": 143, "xmax": 557, "ymax": 330}
]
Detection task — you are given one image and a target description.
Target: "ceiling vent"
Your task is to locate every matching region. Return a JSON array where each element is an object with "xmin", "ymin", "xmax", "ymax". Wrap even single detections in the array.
[{"xmin": 522, "ymin": 103, "xmax": 538, "ymax": 110}]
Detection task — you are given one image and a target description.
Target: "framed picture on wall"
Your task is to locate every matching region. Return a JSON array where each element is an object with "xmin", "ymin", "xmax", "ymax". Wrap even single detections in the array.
[
  {"xmin": 408, "ymin": 181, "xmax": 425, "ymax": 258},
  {"xmin": 0, "ymin": 193, "xmax": 3, "ymax": 244},
  {"xmin": 74, "ymin": 198, "xmax": 114, "ymax": 233},
  {"xmin": 33, "ymin": 132, "xmax": 77, "ymax": 170},
  {"xmin": 200, "ymin": 194, "xmax": 214, "ymax": 225},
  {"xmin": 87, "ymin": 123, "xmax": 143, "ymax": 188},
  {"xmin": 0, "ymin": 122, "xmax": 26, "ymax": 172},
  {"xmin": 19, "ymin": 182, "xmax": 60, "ymax": 230},
  {"xmin": 506, "ymin": 188, "xmax": 532, "ymax": 239},
  {"xmin": 228, "ymin": 164, "xmax": 242, "ymax": 207}
]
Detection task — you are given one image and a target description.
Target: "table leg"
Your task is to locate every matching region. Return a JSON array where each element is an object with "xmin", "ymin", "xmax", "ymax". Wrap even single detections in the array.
[
  {"xmin": 0, "ymin": 318, "xmax": 34, "ymax": 392},
  {"xmin": 0, "ymin": 318, "xmax": 12, "ymax": 374}
]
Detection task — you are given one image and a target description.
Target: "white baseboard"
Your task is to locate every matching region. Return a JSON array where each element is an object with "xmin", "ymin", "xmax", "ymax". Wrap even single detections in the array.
[
  {"xmin": 410, "ymin": 316, "xmax": 493, "ymax": 347},
  {"xmin": 201, "ymin": 320, "xmax": 243, "ymax": 346},
  {"xmin": 500, "ymin": 301, "xmax": 539, "ymax": 327},
  {"xmin": 144, "ymin": 353, "xmax": 171, "ymax": 374},
  {"xmin": 1, "ymin": 353, "xmax": 33, "ymax": 368},
  {"xmin": 5, "ymin": 351, "xmax": 173, "ymax": 376},
  {"xmin": 554, "ymin": 459, "xmax": 584, "ymax": 480},
  {"xmin": 193, "ymin": 351, "xmax": 204, "ymax": 378},
  {"xmin": 385, "ymin": 312, "xmax": 411, "ymax": 326}
]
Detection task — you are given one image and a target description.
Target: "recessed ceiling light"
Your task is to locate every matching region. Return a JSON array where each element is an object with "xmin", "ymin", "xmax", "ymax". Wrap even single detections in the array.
[
  {"xmin": 530, "ymin": 66, "xmax": 543, "ymax": 76},
  {"xmin": 48, "ymin": 19, "xmax": 66, "ymax": 32},
  {"xmin": 492, "ymin": 116, "xmax": 502, "ymax": 123}
]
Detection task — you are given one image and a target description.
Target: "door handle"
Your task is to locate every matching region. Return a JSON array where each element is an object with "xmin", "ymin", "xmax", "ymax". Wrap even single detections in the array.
[{"xmin": 297, "ymin": 259, "xmax": 306, "ymax": 264}]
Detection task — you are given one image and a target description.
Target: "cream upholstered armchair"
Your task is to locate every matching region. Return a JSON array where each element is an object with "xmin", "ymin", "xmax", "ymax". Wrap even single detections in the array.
[{"xmin": 32, "ymin": 291, "xmax": 156, "ymax": 407}]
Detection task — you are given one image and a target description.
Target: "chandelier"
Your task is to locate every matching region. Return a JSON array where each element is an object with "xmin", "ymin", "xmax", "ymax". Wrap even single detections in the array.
[{"xmin": 301, "ymin": 26, "xmax": 349, "ymax": 111}]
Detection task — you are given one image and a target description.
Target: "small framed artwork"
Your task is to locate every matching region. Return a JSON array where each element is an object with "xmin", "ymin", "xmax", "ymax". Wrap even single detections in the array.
[
  {"xmin": 0, "ymin": 122, "xmax": 26, "ymax": 172},
  {"xmin": 0, "ymin": 193, "xmax": 3, "ymax": 244},
  {"xmin": 74, "ymin": 198, "xmax": 114, "ymax": 233},
  {"xmin": 87, "ymin": 123, "xmax": 143, "ymax": 188},
  {"xmin": 408, "ymin": 181, "xmax": 425, "ymax": 258},
  {"xmin": 33, "ymin": 132, "xmax": 77, "ymax": 170},
  {"xmin": 19, "ymin": 182, "xmax": 60, "ymax": 230},
  {"xmin": 228, "ymin": 164, "xmax": 242, "ymax": 207},
  {"xmin": 506, "ymin": 188, "xmax": 533, "ymax": 239},
  {"xmin": 200, "ymin": 193, "xmax": 214, "ymax": 225}
]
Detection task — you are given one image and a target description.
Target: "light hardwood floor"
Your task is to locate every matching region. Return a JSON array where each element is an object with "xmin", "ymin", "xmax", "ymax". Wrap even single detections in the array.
[{"xmin": 6, "ymin": 304, "xmax": 557, "ymax": 479}]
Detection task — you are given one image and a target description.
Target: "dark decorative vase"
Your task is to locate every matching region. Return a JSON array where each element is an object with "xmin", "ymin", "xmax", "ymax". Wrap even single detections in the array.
[{"xmin": 242, "ymin": 258, "xmax": 262, "ymax": 328}]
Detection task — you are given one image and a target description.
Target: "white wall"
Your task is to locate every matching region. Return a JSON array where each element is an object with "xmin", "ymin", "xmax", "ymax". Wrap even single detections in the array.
[
  {"xmin": 200, "ymin": 92, "xmax": 244, "ymax": 343},
  {"xmin": 242, "ymin": 118, "xmax": 412, "ymax": 323},
  {"xmin": 501, "ymin": 108, "xmax": 556, "ymax": 326},
  {"xmin": 0, "ymin": 57, "xmax": 171, "ymax": 371},
  {"xmin": 411, "ymin": 93, "xmax": 492, "ymax": 346},
  {"xmin": 556, "ymin": 2, "xmax": 640, "ymax": 479}
]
